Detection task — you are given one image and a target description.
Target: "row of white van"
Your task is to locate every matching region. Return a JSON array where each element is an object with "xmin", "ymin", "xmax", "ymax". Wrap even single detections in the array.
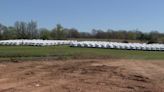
[
  {"xmin": 0, "ymin": 40, "xmax": 76, "ymax": 46},
  {"xmin": 70, "ymin": 41, "xmax": 164, "ymax": 51},
  {"xmin": 0, "ymin": 40, "xmax": 164, "ymax": 51}
]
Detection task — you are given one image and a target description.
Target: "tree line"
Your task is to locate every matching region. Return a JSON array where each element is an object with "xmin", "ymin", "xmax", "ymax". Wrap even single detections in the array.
[{"xmin": 0, "ymin": 21, "xmax": 164, "ymax": 43}]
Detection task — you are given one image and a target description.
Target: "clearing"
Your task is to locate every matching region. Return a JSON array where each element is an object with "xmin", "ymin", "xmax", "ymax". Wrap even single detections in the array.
[{"xmin": 0, "ymin": 59, "xmax": 164, "ymax": 92}]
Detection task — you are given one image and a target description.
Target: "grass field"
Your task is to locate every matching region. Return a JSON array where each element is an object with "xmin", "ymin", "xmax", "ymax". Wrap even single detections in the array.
[{"xmin": 0, "ymin": 46, "xmax": 164, "ymax": 60}]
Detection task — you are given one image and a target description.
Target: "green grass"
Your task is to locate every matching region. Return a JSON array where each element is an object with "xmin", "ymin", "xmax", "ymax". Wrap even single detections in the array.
[{"xmin": 0, "ymin": 46, "xmax": 164, "ymax": 60}]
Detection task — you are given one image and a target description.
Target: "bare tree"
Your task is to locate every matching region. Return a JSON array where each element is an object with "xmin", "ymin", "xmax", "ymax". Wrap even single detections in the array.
[{"xmin": 27, "ymin": 21, "xmax": 38, "ymax": 39}]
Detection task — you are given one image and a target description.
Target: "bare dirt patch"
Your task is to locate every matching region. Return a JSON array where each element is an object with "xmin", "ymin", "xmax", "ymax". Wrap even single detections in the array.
[{"xmin": 0, "ymin": 59, "xmax": 164, "ymax": 92}]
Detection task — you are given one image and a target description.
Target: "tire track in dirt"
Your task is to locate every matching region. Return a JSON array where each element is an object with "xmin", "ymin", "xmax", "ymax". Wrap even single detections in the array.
[{"xmin": 0, "ymin": 59, "xmax": 164, "ymax": 92}]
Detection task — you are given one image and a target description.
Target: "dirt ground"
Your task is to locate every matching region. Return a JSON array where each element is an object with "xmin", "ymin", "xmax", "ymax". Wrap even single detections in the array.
[{"xmin": 0, "ymin": 59, "xmax": 164, "ymax": 92}]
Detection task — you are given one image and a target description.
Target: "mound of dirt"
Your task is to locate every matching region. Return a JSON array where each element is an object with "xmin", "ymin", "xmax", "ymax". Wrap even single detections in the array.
[{"xmin": 0, "ymin": 59, "xmax": 164, "ymax": 92}]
